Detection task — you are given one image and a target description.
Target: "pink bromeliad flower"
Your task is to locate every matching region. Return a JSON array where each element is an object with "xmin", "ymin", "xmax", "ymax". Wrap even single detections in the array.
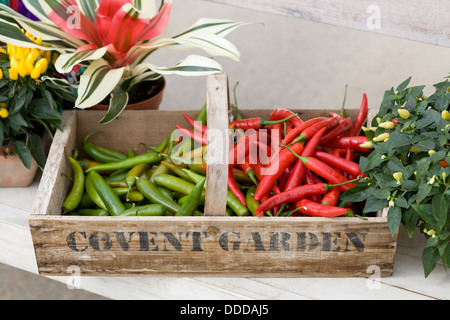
[{"xmin": 0, "ymin": 0, "xmax": 255, "ymax": 123}]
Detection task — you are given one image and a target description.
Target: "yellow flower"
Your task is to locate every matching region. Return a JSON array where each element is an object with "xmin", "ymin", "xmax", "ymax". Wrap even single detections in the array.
[
  {"xmin": 393, "ymin": 172, "xmax": 403, "ymax": 182},
  {"xmin": 0, "ymin": 108, "xmax": 9, "ymax": 119}
]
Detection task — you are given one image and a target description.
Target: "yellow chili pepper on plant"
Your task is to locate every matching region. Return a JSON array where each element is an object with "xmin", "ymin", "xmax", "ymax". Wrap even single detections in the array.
[{"xmin": 0, "ymin": 108, "xmax": 9, "ymax": 119}]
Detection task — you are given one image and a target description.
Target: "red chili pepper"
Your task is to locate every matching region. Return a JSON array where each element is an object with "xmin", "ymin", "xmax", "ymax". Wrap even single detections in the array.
[
  {"xmin": 352, "ymin": 93, "xmax": 368, "ymax": 136},
  {"xmin": 255, "ymin": 182, "xmax": 339, "ymax": 217},
  {"xmin": 229, "ymin": 114, "xmax": 298, "ymax": 131},
  {"xmin": 183, "ymin": 113, "xmax": 208, "ymax": 134},
  {"xmin": 304, "ymin": 169, "xmax": 323, "ymax": 203},
  {"xmin": 297, "ymin": 156, "xmax": 358, "ymax": 192},
  {"xmin": 292, "ymin": 113, "xmax": 340, "ymax": 144},
  {"xmin": 270, "ymin": 108, "xmax": 303, "ymax": 127},
  {"xmin": 176, "ymin": 125, "xmax": 208, "ymax": 146},
  {"xmin": 282, "ymin": 117, "xmax": 327, "ymax": 146},
  {"xmin": 229, "ymin": 134, "xmax": 250, "ymax": 166},
  {"xmin": 296, "ymin": 199, "xmax": 353, "ymax": 217},
  {"xmin": 319, "ymin": 117, "xmax": 353, "ymax": 144},
  {"xmin": 321, "ymin": 187, "xmax": 341, "ymax": 206},
  {"xmin": 283, "ymin": 127, "xmax": 327, "ymax": 192},
  {"xmin": 321, "ymin": 136, "xmax": 372, "ymax": 153},
  {"xmin": 228, "ymin": 168, "xmax": 246, "ymax": 206},
  {"xmin": 441, "ymin": 160, "xmax": 449, "ymax": 168},
  {"xmin": 254, "ymin": 142, "xmax": 304, "ymax": 201},
  {"xmin": 237, "ymin": 156, "xmax": 258, "ymax": 185},
  {"xmin": 314, "ymin": 151, "xmax": 363, "ymax": 178}
]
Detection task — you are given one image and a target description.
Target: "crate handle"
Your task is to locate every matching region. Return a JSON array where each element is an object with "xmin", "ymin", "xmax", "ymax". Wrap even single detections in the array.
[{"xmin": 204, "ymin": 73, "xmax": 230, "ymax": 216}]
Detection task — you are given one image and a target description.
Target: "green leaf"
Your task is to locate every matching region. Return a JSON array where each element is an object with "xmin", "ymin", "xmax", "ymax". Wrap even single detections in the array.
[
  {"xmin": 422, "ymin": 246, "xmax": 440, "ymax": 278},
  {"xmin": 412, "ymin": 203, "xmax": 436, "ymax": 225},
  {"xmin": 363, "ymin": 196, "xmax": 388, "ymax": 214},
  {"xmin": 27, "ymin": 133, "xmax": 46, "ymax": 170},
  {"xmin": 431, "ymin": 193, "xmax": 448, "ymax": 231},
  {"xmin": 388, "ymin": 206, "xmax": 402, "ymax": 236},
  {"xmin": 396, "ymin": 76, "xmax": 412, "ymax": 93},
  {"xmin": 13, "ymin": 139, "xmax": 32, "ymax": 169},
  {"xmin": 417, "ymin": 182, "xmax": 432, "ymax": 203},
  {"xmin": 29, "ymin": 98, "xmax": 62, "ymax": 120},
  {"xmin": 340, "ymin": 185, "xmax": 371, "ymax": 203}
]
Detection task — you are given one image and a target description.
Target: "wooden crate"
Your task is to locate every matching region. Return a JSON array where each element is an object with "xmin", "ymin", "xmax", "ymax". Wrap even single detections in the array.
[{"xmin": 29, "ymin": 74, "xmax": 398, "ymax": 277}]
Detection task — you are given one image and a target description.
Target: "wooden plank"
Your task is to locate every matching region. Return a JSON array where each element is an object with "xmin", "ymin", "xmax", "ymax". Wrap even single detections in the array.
[
  {"xmin": 29, "ymin": 215, "xmax": 397, "ymax": 277},
  {"xmin": 205, "ymin": 74, "xmax": 230, "ymax": 216},
  {"xmin": 205, "ymin": 0, "xmax": 450, "ymax": 47},
  {"xmin": 31, "ymin": 111, "xmax": 77, "ymax": 217}
]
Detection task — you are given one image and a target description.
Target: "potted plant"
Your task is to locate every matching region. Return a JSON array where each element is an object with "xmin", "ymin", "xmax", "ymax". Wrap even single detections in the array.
[
  {"xmin": 0, "ymin": 0, "xmax": 254, "ymax": 124},
  {"xmin": 0, "ymin": 30, "xmax": 75, "ymax": 187},
  {"xmin": 341, "ymin": 75, "xmax": 450, "ymax": 278}
]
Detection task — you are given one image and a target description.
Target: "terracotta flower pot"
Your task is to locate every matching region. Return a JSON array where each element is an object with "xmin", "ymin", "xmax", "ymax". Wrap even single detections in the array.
[
  {"xmin": 0, "ymin": 154, "xmax": 38, "ymax": 188},
  {"xmin": 90, "ymin": 77, "xmax": 166, "ymax": 111}
]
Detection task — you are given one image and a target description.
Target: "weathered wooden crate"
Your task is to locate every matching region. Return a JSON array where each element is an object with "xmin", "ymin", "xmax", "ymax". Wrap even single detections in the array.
[{"xmin": 29, "ymin": 74, "xmax": 398, "ymax": 277}]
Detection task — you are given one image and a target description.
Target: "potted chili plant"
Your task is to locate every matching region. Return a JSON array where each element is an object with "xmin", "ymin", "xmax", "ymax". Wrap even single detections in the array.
[
  {"xmin": 0, "ymin": 31, "xmax": 75, "ymax": 187},
  {"xmin": 341, "ymin": 75, "xmax": 450, "ymax": 277},
  {"xmin": 0, "ymin": 0, "xmax": 255, "ymax": 124}
]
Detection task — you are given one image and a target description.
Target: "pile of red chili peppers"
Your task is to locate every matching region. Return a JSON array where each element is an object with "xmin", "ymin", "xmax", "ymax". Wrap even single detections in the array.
[{"xmin": 172, "ymin": 93, "xmax": 372, "ymax": 218}]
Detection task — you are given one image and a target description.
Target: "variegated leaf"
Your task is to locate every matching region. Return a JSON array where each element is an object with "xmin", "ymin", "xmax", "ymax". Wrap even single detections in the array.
[
  {"xmin": 76, "ymin": 59, "xmax": 125, "ymax": 109},
  {"xmin": 0, "ymin": 4, "xmax": 85, "ymax": 50},
  {"xmin": 143, "ymin": 55, "xmax": 222, "ymax": 77},
  {"xmin": 55, "ymin": 46, "xmax": 109, "ymax": 73},
  {"xmin": 76, "ymin": 0, "xmax": 101, "ymax": 23}
]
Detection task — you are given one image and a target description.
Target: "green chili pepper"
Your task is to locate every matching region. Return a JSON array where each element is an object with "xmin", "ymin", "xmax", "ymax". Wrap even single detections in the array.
[
  {"xmin": 126, "ymin": 190, "xmax": 145, "ymax": 203},
  {"xmin": 63, "ymin": 158, "xmax": 85, "ymax": 214},
  {"xmin": 126, "ymin": 163, "xmax": 150, "ymax": 189},
  {"xmin": 118, "ymin": 204, "xmax": 165, "ymax": 217},
  {"xmin": 149, "ymin": 163, "xmax": 169, "ymax": 183},
  {"xmin": 76, "ymin": 192, "xmax": 96, "ymax": 210},
  {"xmin": 183, "ymin": 169, "xmax": 249, "ymax": 216},
  {"xmin": 83, "ymin": 131, "xmax": 128, "ymax": 163},
  {"xmin": 196, "ymin": 103, "xmax": 208, "ymax": 125},
  {"xmin": 85, "ymin": 173, "xmax": 107, "ymax": 211},
  {"xmin": 246, "ymin": 186, "xmax": 260, "ymax": 217},
  {"xmin": 154, "ymin": 174, "xmax": 205, "ymax": 202},
  {"xmin": 86, "ymin": 152, "xmax": 161, "ymax": 173},
  {"xmin": 161, "ymin": 161, "xmax": 191, "ymax": 181},
  {"xmin": 156, "ymin": 185, "xmax": 173, "ymax": 201},
  {"xmin": 88, "ymin": 171, "xmax": 126, "ymax": 216},
  {"xmin": 127, "ymin": 149, "xmax": 136, "ymax": 158},
  {"xmin": 136, "ymin": 178, "xmax": 182, "ymax": 214},
  {"xmin": 176, "ymin": 178, "xmax": 205, "ymax": 216}
]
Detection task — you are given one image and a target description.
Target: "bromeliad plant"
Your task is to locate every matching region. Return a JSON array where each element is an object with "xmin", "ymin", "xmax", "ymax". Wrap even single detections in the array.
[
  {"xmin": 0, "ymin": 0, "xmax": 254, "ymax": 123},
  {"xmin": 0, "ymin": 30, "xmax": 75, "ymax": 170},
  {"xmin": 341, "ymin": 76, "xmax": 450, "ymax": 278}
]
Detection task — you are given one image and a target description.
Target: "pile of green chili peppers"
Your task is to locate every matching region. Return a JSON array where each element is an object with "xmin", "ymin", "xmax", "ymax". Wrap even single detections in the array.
[{"xmin": 62, "ymin": 105, "xmax": 251, "ymax": 217}]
